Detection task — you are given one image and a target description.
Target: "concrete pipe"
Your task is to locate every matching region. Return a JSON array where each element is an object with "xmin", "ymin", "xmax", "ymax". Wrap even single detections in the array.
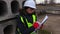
[
  {"xmin": 0, "ymin": 1, "xmax": 7, "ymax": 16},
  {"xmin": 11, "ymin": 1, "xmax": 19, "ymax": 14}
]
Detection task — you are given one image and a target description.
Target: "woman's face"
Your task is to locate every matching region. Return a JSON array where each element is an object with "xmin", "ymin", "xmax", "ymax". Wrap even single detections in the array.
[{"xmin": 26, "ymin": 8, "xmax": 35, "ymax": 14}]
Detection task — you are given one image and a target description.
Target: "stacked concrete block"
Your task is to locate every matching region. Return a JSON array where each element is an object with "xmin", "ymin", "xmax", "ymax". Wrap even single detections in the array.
[
  {"xmin": 46, "ymin": 6, "xmax": 60, "ymax": 14},
  {"xmin": 0, "ymin": 0, "xmax": 20, "ymax": 21},
  {"xmin": 0, "ymin": 0, "xmax": 24, "ymax": 34},
  {"xmin": 46, "ymin": 10, "xmax": 60, "ymax": 14},
  {"xmin": 36, "ymin": 5, "xmax": 60, "ymax": 14},
  {"xmin": 0, "ymin": 19, "xmax": 17, "ymax": 34}
]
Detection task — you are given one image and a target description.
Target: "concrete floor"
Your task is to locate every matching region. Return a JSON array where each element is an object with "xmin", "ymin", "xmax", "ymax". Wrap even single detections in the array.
[{"xmin": 38, "ymin": 14, "xmax": 60, "ymax": 34}]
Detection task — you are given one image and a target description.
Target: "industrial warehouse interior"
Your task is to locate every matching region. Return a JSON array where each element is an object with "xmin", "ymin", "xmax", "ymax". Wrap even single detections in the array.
[{"xmin": 0, "ymin": 0, "xmax": 60, "ymax": 34}]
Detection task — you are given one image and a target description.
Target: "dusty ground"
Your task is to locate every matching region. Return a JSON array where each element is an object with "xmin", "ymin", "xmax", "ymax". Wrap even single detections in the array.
[{"xmin": 38, "ymin": 14, "xmax": 60, "ymax": 34}]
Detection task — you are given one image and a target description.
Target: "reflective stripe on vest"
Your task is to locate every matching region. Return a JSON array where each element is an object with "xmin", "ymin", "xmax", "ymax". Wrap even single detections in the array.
[
  {"xmin": 26, "ymin": 19, "xmax": 33, "ymax": 28},
  {"xmin": 17, "ymin": 28, "xmax": 21, "ymax": 34},
  {"xmin": 20, "ymin": 16, "xmax": 24, "ymax": 24},
  {"xmin": 32, "ymin": 14, "xmax": 36, "ymax": 23},
  {"xmin": 20, "ymin": 14, "xmax": 36, "ymax": 28}
]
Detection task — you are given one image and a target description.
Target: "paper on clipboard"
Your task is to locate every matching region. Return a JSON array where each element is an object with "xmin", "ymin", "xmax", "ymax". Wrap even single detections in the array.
[
  {"xmin": 34, "ymin": 15, "xmax": 48, "ymax": 31},
  {"xmin": 40, "ymin": 15, "xmax": 48, "ymax": 24}
]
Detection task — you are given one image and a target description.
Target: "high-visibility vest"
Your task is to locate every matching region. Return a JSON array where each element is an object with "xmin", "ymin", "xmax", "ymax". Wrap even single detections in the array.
[{"xmin": 17, "ymin": 14, "xmax": 37, "ymax": 34}]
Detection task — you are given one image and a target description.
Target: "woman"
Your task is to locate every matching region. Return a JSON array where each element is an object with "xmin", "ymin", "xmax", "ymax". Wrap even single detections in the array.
[{"xmin": 16, "ymin": 0, "xmax": 43, "ymax": 34}]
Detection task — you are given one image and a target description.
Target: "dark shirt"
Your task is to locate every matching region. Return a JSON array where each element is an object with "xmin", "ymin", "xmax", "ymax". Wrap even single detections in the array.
[{"xmin": 16, "ymin": 13, "xmax": 37, "ymax": 34}]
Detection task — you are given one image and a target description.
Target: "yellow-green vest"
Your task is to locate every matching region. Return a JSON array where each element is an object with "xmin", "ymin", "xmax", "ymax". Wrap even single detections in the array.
[{"xmin": 17, "ymin": 14, "xmax": 37, "ymax": 34}]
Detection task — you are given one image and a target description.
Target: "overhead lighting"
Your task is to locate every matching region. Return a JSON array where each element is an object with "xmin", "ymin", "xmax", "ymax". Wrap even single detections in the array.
[
  {"xmin": 35, "ymin": 0, "xmax": 45, "ymax": 4},
  {"xmin": 54, "ymin": 0, "xmax": 60, "ymax": 4}
]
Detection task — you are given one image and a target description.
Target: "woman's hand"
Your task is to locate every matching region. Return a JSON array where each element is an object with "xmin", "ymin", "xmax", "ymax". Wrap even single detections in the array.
[
  {"xmin": 33, "ymin": 21, "xmax": 44, "ymax": 30},
  {"xmin": 33, "ymin": 21, "xmax": 41, "ymax": 29}
]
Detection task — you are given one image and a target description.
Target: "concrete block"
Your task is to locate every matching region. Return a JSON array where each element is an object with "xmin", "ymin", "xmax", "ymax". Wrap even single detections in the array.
[
  {"xmin": 46, "ymin": 11, "xmax": 60, "ymax": 14},
  {"xmin": 0, "ymin": 0, "xmax": 25, "ymax": 34},
  {"xmin": 0, "ymin": 19, "xmax": 17, "ymax": 34},
  {"xmin": 0, "ymin": 0, "xmax": 19, "ymax": 21}
]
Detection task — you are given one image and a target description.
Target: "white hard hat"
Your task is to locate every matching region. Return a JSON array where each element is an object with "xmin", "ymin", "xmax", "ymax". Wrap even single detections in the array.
[{"xmin": 24, "ymin": 0, "xmax": 36, "ymax": 9}]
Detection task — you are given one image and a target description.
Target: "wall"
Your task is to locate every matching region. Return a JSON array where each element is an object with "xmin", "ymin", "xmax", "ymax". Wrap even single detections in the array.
[{"xmin": 0, "ymin": 0, "xmax": 24, "ymax": 34}]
